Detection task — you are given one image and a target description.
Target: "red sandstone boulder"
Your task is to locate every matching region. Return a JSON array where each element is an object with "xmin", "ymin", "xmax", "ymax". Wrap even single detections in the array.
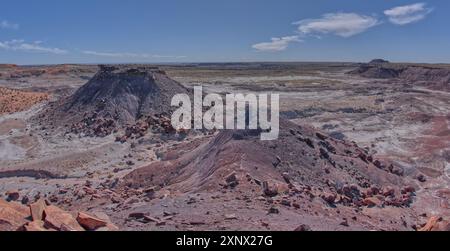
[
  {"xmin": 29, "ymin": 199, "xmax": 46, "ymax": 221},
  {"xmin": 43, "ymin": 205, "xmax": 84, "ymax": 231},
  {"xmin": 76, "ymin": 212, "xmax": 108, "ymax": 230}
]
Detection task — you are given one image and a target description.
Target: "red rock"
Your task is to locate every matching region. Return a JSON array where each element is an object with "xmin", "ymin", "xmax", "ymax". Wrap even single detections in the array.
[
  {"xmin": 0, "ymin": 199, "xmax": 30, "ymax": 231},
  {"xmin": 276, "ymin": 183, "xmax": 290, "ymax": 194},
  {"xmin": 43, "ymin": 205, "xmax": 84, "ymax": 231},
  {"xmin": 321, "ymin": 192, "xmax": 337, "ymax": 204},
  {"xmin": 363, "ymin": 197, "xmax": 382, "ymax": 207},
  {"xmin": 401, "ymin": 186, "xmax": 416, "ymax": 194},
  {"xmin": 95, "ymin": 224, "xmax": 120, "ymax": 231},
  {"xmin": 76, "ymin": 212, "xmax": 108, "ymax": 230},
  {"xmin": 382, "ymin": 186, "xmax": 395, "ymax": 197},
  {"xmin": 418, "ymin": 216, "xmax": 443, "ymax": 231},
  {"xmin": 29, "ymin": 199, "xmax": 46, "ymax": 221},
  {"xmin": 262, "ymin": 181, "xmax": 278, "ymax": 197},
  {"xmin": 0, "ymin": 199, "xmax": 29, "ymax": 215},
  {"xmin": 92, "ymin": 212, "xmax": 119, "ymax": 231},
  {"xmin": 23, "ymin": 220, "xmax": 47, "ymax": 231},
  {"xmin": 60, "ymin": 224, "xmax": 79, "ymax": 231}
]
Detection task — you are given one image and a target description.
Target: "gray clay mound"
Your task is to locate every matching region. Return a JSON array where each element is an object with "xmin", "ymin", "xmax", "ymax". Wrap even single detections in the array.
[{"xmin": 37, "ymin": 65, "xmax": 190, "ymax": 136}]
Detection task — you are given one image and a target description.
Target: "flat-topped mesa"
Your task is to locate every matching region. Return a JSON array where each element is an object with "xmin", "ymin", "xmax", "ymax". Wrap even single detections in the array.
[
  {"xmin": 37, "ymin": 65, "xmax": 189, "ymax": 137},
  {"xmin": 349, "ymin": 62, "xmax": 450, "ymax": 90},
  {"xmin": 369, "ymin": 59, "xmax": 390, "ymax": 64},
  {"xmin": 97, "ymin": 64, "xmax": 167, "ymax": 75}
]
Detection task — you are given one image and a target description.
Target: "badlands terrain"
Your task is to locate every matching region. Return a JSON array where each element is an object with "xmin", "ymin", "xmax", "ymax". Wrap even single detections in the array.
[{"xmin": 0, "ymin": 61, "xmax": 449, "ymax": 231}]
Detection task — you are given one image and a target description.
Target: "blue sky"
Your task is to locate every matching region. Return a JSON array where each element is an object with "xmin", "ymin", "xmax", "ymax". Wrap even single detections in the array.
[{"xmin": 1, "ymin": 0, "xmax": 449, "ymax": 64}]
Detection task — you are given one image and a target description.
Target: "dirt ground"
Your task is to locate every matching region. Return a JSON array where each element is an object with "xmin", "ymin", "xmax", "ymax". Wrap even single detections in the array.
[{"xmin": 0, "ymin": 63, "xmax": 448, "ymax": 231}]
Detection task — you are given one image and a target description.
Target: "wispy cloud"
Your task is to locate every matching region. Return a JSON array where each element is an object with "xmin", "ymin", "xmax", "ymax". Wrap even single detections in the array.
[
  {"xmin": 252, "ymin": 36, "xmax": 301, "ymax": 52},
  {"xmin": 384, "ymin": 3, "xmax": 433, "ymax": 25},
  {"xmin": 294, "ymin": 12, "xmax": 380, "ymax": 38},
  {"xmin": 82, "ymin": 50, "xmax": 186, "ymax": 59},
  {"xmin": 0, "ymin": 40, "xmax": 68, "ymax": 54},
  {"xmin": 0, "ymin": 20, "xmax": 19, "ymax": 30}
]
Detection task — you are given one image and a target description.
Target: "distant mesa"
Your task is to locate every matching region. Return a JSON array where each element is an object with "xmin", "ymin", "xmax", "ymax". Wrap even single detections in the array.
[
  {"xmin": 349, "ymin": 60, "xmax": 450, "ymax": 90},
  {"xmin": 0, "ymin": 64, "xmax": 18, "ymax": 69},
  {"xmin": 369, "ymin": 59, "xmax": 390, "ymax": 64}
]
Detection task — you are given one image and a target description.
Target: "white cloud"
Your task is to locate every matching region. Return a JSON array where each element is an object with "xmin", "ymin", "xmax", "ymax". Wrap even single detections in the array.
[
  {"xmin": 0, "ymin": 40, "xmax": 68, "ymax": 54},
  {"xmin": 294, "ymin": 13, "xmax": 380, "ymax": 37},
  {"xmin": 384, "ymin": 3, "xmax": 433, "ymax": 25},
  {"xmin": 252, "ymin": 36, "xmax": 301, "ymax": 52},
  {"xmin": 82, "ymin": 50, "xmax": 186, "ymax": 59},
  {"xmin": 0, "ymin": 20, "xmax": 19, "ymax": 30}
]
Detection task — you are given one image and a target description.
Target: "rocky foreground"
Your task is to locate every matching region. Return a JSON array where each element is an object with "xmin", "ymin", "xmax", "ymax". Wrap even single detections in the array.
[{"xmin": 0, "ymin": 195, "xmax": 118, "ymax": 231}]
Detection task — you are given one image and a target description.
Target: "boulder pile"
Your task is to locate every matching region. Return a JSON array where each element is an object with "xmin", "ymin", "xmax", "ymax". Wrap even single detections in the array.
[{"xmin": 0, "ymin": 198, "xmax": 118, "ymax": 231}]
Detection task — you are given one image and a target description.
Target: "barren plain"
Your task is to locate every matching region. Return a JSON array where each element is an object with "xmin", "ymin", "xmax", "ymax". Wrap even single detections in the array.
[{"xmin": 0, "ymin": 62, "xmax": 448, "ymax": 231}]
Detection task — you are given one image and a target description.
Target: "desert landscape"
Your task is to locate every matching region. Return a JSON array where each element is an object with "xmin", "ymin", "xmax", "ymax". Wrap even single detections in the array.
[{"xmin": 0, "ymin": 61, "xmax": 448, "ymax": 231}]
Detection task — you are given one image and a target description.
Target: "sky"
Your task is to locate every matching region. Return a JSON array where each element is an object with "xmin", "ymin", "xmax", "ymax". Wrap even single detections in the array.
[{"xmin": 1, "ymin": 0, "xmax": 449, "ymax": 64}]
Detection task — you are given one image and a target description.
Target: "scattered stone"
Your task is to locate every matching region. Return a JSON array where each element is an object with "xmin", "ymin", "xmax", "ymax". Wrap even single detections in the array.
[
  {"xmin": 76, "ymin": 212, "xmax": 108, "ymax": 230},
  {"xmin": 21, "ymin": 196, "xmax": 29, "ymax": 205},
  {"xmin": 294, "ymin": 224, "xmax": 312, "ymax": 231},
  {"xmin": 128, "ymin": 212, "xmax": 146, "ymax": 219},
  {"xmin": 23, "ymin": 220, "xmax": 47, "ymax": 231},
  {"xmin": 316, "ymin": 132, "xmax": 328, "ymax": 141},
  {"xmin": 143, "ymin": 215, "xmax": 164, "ymax": 225},
  {"xmin": 189, "ymin": 221, "xmax": 206, "ymax": 226},
  {"xmin": 321, "ymin": 192, "xmax": 337, "ymax": 205},
  {"xmin": 59, "ymin": 223, "xmax": 80, "ymax": 231},
  {"xmin": 417, "ymin": 174, "xmax": 427, "ymax": 183},
  {"xmin": 282, "ymin": 172, "xmax": 291, "ymax": 184},
  {"xmin": 5, "ymin": 190, "xmax": 20, "ymax": 202},
  {"xmin": 389, "ymin": 165, "xmax": 404, "ymax": 176},
  {"xmin": 363, "ymin": 197, "xmax": 382, "ymax": 207},
  {"xmin": 382, "ymin": 186, "xmax": 395, "ymax": 197},
  {"xmin": 340, "ymin": 219, "xmax": 349, "ymax": 227},
  {"xmin": 92, "ymin": 212, "xmax": 119, "ymax": 231},
  {"xmin": 418, "ymin": 216, "xmax": 444, "ymax": 231},
  {"xmin": 111, "ymin": 196, "xmax": 122, "ymax": 204},
  {"xmin": 280, "ymin": 199, "xmax": 291, "ymax": 207},
  {"xmin": 186, "ymin": 197, "xmax": 197, "ymax": 204},
  {"xmin": 267, "ymin": 207, "xmax": 279, "ymax": 215},
  {"xmin": 43, "ymin": 205, "xmax": 84, "ymax": 231},
  {"xmin": 143, "ymin": 187, "xmax": 157, "ymax": 199},
  {"xmin": 401, "ymin": 186, "xmax": 416, "ymax": 195},
  {"xmin": 29, "ymin": 199, "xmax": 46, "ymax": 221},
  {"xmin": 305, "ymin": 138, "xmax": 315, "ymax": 149},
  {"xmin": 225, "ymin": 172, "xmax": 239, "ymax": 188},
  {"xmin": 273, "ymin": 156, "xmax": 282, "ymax": 167},
  {"xmin": 225, "ymin": 214, "xmax": 238, "ymax": 220},
  {"xmin": 0, "ymin": 199, "xmax": 30, "ymax": 231},
  {"xmin": 262, "ymin": 181, "xmax": 278, "ymax": 197}
]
